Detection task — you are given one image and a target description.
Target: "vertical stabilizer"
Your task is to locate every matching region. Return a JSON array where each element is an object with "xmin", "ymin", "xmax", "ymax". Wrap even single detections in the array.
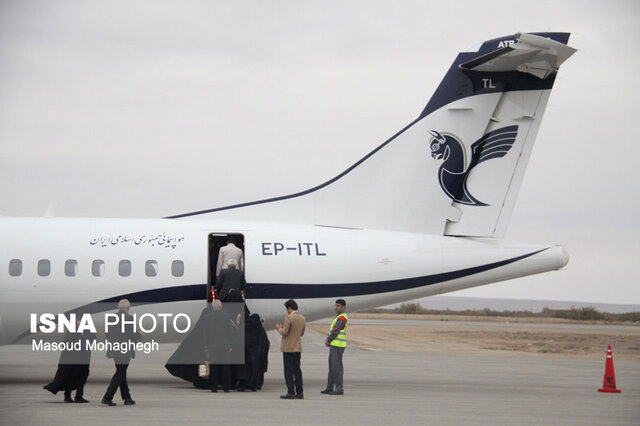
[
  {"xmin": 424, "ymin": 32, "xmax": 576, "ymax": 237},
  {"xmin": 169, "ymin": 33, "xmax": 575, "ymax": 238}
]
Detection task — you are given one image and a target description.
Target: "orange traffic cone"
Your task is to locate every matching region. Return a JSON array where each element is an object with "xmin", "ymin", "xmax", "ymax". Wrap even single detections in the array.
[{"xmin": 597, "ymin": 344, "xmax": 621, "ymax": 393}]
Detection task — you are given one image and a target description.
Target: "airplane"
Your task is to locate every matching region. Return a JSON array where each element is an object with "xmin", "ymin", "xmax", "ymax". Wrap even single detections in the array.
[{"xmin": 0, "ymin": 32, "xmax": 576, "ymax": 346}]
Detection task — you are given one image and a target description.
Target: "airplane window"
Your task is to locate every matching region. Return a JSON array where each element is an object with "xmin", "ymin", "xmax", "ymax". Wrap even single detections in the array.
[
  {"xmin": 65, "ymin": 259, "xmax": 78, "ymax": 277},
  {"xmin": 145, "ymin": 260, "xmax": 158, "ymax": 277},
  {"xmin": 9, "ymin": 259, "xmax": 22, "ymax": 276},
  {"xmin": 119, "ymin": 260, "xmax": 132, "ymax": 277},
  {"xmin": 92, "ymin": 260, "xmax": 105, "ymax": 277},
  {"xmin": 38, "ymin": 259, "xmax": 51, "ymax": 276},
  {"xmin": 171, "ymin": 260, "xmax": 184, "ymax": 277}
]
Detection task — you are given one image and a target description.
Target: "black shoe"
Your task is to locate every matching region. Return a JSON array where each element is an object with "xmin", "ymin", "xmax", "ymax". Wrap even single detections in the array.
[
  {"xmin": 123, "ymin": 398, "xmax": 136, "ymax": 405},
  {"xmin": 236, "ymin": 387, "xmax": 246, "ymax": 392},
  {"xmin": 296, "ymin": 394, "xmax": 304, "ymax": 399},
  {"xmin": 43, "ymin": 384, "xmax": 56, "ymax": 395},
  {"xmin": 64, "ymin": 396, "xmax": 73, "ymax": 403},
  {"xmin": 211, "ymin": 389, "xmax": 217, "ymax": 393},
  {"xmin": 320, "ymin": 388, "xmax": 333, "ymax": 394},
  {"xmin": 101, "ymin": 398, "xmax": 116, "ymax": 406},
  {"xmin": 75, "ymin": 397, "xmax": 89, "ymax": 403},
  {"xmin": 328, "ymin": 390, "xmax": 344, "ymax": 395},
  {"xmin": 280, "ymin": 393, "xmax": 296, "ymax": 399}
]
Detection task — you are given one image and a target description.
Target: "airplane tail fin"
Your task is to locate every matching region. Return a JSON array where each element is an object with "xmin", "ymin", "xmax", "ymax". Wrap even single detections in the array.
[
  {"xmin": 422, "ymin": 32, "xmax": 576, "ymax": 237},
  {"xmin": 170, "ymin": 33, "xmax": 576, "ymax": 237}
]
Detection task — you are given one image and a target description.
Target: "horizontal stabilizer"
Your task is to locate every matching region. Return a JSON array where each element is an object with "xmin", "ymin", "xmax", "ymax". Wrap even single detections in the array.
[{"xmin": 460, "ymin": 33, "xmax": 576, "ymax": 79}]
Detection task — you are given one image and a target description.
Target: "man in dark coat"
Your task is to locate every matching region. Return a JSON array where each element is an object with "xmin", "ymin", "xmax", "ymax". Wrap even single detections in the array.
[
  {"xmin": 215, "ymin": 259, "xmax": 246, "ymax": 301},
  {"xmin": 43, "ymin": 324, "xmax": 95, "ymax": 403},
  {"xmin": 102, "ymin": 299, "xmax": 141, "ymax": 406}
]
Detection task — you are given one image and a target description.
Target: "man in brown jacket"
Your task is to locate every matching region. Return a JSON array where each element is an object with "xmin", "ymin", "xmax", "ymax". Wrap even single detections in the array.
[{"xmin": 275, "ymin": 299, "xmax": 305, "ymax": 399}]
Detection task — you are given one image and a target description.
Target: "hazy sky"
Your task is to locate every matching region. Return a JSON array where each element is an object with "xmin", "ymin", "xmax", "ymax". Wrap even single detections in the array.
[{"xmin": 1, "ymin": 0, "xmax": 639, "ymax": 304}]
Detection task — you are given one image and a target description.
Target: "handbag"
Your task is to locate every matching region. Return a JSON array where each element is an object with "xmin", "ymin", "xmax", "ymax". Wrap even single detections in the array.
[
  {"xmin": 199, "ymin": 347, "xmax": 210, "ymax": 378},
  {"xmin": 198, "ymin": 362, "xmax": 210, "ymax": 379}
]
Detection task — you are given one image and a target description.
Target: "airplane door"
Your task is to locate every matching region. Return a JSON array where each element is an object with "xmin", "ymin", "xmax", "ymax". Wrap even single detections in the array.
[{"xmin": 207, "ymin": 233, "xmax": 245, "ymax": 300}]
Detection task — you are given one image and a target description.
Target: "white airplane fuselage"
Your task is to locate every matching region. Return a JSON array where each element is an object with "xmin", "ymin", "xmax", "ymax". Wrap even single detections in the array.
[
  {"xmin": 0, "ymin": 217, "xmax": 568, "ymax": 344},
  {"xmin": 0, "ymin": 32, "xmax": 576, "ymax": 345}
]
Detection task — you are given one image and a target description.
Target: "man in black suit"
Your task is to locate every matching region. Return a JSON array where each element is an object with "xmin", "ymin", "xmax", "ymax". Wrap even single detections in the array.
[
  {"xmin": 102, "ymin": 299, "xmax": 141, "ymax": 406},
  {"xmin": 215, "ymin": 259, "xmax": 246, "ymax": 301}
]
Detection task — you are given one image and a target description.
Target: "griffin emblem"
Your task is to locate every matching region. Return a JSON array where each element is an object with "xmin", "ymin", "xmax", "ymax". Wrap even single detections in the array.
[{"xmin": 429, "ymin": 125, "xmax": 519, "ymax": 206}]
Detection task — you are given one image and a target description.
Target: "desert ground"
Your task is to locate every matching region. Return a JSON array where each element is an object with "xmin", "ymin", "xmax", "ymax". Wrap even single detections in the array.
[{"xmin": 307, "ymin": 313, "xmax": 640, "ymax": 361}]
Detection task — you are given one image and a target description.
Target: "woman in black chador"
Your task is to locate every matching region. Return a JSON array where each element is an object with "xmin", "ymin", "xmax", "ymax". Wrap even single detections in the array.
[
  {"xmin": 43, "ymin": 327, "xmax": 95, "ymax": 403},
  {"xmin": 165, "ymin": 304, "xmax": 214, "ymax": 389},
  {"xmin": 165, "ymin": 299, "xmax": 270, "ymax": 392},
  {"xmin": 244, "ymin": 313, "xmax": 269, "ymax": 391}
]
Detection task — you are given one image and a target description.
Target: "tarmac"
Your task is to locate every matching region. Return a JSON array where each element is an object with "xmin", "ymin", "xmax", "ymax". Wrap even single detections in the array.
[{"xmin": 1, "ymin": 324, "xmax": 639, "ymax": 425}]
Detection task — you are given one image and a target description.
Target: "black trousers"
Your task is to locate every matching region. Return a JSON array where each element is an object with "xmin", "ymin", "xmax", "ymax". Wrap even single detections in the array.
[
  {"xmin": 104, "ymin": 358, "xmax": 131, "ymax": 401},
  {"xmin": 282, "ymin": 352, "xmax": 303, "ymax": 396},
  {"xmin": 209, "ymin": 364, "xmax": 231, "ymax": 392},
  {"xmin": 63, "ymin": 365, "xmax": 89, "ymax": 399}
]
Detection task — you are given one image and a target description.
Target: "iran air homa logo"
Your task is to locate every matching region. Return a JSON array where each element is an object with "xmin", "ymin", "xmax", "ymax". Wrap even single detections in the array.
[{"xmin": 428, "ymin": 125, "xmax": 518, "ymax": 206}]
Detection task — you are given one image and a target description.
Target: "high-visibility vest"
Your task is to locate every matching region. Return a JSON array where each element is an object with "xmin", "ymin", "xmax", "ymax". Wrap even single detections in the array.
[{"xmin": 329, "ymin": 313, "xmax": 348, "ymax": 347}]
